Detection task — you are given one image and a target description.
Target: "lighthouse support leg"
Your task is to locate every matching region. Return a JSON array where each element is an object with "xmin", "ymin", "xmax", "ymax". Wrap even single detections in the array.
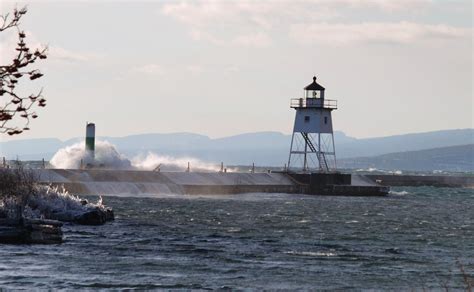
[
  {"xmin": 331, "ymin": 133, "xmax": 337, "ymax": 170},
  {"xmin": 318, "ymin": 133, "xmax": 322, "ymax": 171},
  {"xmin": 287, "ymin": 132, "xmax": 295, "ymax": 171},
  {"xmin": 303, "ymin": 137, "xmax": 308, "ymax": 172}
]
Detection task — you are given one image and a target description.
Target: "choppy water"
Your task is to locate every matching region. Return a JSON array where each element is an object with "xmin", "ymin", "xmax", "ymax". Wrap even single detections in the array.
[{"xmin": 1, "ymin": 187, "xmax": 473, "ymax": 290}]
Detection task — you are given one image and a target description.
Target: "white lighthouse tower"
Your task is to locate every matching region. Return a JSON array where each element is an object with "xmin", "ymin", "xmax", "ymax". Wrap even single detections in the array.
[{"xmin": 288, "ymin": 76, "xmax": 337, "ymax": 172}]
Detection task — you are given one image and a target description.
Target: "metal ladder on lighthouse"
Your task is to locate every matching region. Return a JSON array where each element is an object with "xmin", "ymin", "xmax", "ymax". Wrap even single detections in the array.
[{"xmin": 301, "ymin": 133, "xmax": 329, "ymax": 172}]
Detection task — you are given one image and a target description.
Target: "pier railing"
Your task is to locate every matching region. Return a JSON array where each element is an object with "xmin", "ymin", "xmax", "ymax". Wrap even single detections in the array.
[{"xmin": 290, "ymin": 98, "xmax": 337, "ymax": 109}]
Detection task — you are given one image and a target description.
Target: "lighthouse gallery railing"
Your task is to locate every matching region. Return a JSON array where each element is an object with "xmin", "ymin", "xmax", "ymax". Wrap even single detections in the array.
[{"xmin": 290, "ymin": 98, "xmax": 337, "ymax": 109}]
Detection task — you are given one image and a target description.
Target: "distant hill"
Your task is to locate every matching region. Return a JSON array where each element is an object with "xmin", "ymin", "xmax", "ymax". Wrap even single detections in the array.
[
  {"xmin": 0, "ymin": 138, "xmax": 62, "ymax": 160},
  {"xmin": 0, "ymin": 129, "xmax": 472, "ymax": 169},
  {"xmin": 339, "ymin": 144, "xmax": 474, "ymax": 172},
  {"xmin": 337, "ymin": 129, "xmax": 474, "ymax": 158}
]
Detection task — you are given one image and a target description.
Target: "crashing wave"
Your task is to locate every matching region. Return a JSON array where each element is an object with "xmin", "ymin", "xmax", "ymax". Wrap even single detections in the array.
[
  {"xmin": 50, "ymin": 140, "xmax": 225, "ymax": 172},
  {"xmin": 50, "ymin": 141, "xmax": 132, "ymax": 169},
  {"xmin": 355, "ymin": 167, "xmax": 403, "ymax": 175},
  {"xmin": 389, "ymin": 190, "xmax": 409, "ymax": 196}
]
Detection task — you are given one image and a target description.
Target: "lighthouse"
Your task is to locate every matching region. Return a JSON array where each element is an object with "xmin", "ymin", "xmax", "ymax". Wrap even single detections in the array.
[
  {"xmin": 85, "ymin": 122, "xmax": 96, "ymax": 159},
  {"xmin": 287, "ymin": 76, "xmax": 337, "ymax": 172}
]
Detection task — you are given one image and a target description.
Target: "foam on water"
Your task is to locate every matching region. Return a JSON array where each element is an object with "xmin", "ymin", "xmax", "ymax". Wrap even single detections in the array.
[
  {"xmin": 390, "ymin": 190, "xmax": 410, "ymax": 196},
  {"xmin": 356, "ymin": 167, "xmax": 403, "ymax": 175},
  {"xmin": 284, "ymin": 251, "xmax": 337, "ymax": 257}
]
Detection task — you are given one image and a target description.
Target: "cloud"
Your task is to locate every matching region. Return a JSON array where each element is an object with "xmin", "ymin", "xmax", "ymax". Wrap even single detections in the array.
[
  {"xmin": 289, "ymin": 21, "xmax": 471, "ymax": 45},
  {"xmin": 48, "ymin": 46, "xmax": 98, "ymax": 62},
  {"xmin": 322, "ymin": 0, "xmax": 433, "ymax": 11},
  {"xmin": 161, "ymin": 0, "xmax": 432, "ymax": 28},
  {"xmin": 131, "ymin": 64, "xmax": 165, "ymax": 75},
  {"xmin": 231, "ymin": 32, "xmax": 272, "ymax": 48},
  {"xmin": 161, "ymin": 1, "xmax": 337, "ymax": 47},
  {"xmin": 225, "ymin": 65, "xmax": 240, "ymax": 74},
  {"xmin": 160, "ymin": 0, "xmax": 467, "ymax": 47},
  {"xmin": 186, "ymin": 65, "xmax": 205, "ymax": 75},
  {"xmin": 0, "ymin": 29, "xmax": 97, "ymax": 63}
]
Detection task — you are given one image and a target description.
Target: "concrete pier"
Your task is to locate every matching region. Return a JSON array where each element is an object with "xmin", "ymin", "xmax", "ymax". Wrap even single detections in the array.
[
  {"xmin": 36, "ymin": 169, "xmax": 300, "ymax": 195},
  {"xmin": 287, "ymin": 173, "xmax": 389, "ymax": 196},
  {"xmin": 35, "ymin": 169, "xmax": 389, "ymax": 196}
]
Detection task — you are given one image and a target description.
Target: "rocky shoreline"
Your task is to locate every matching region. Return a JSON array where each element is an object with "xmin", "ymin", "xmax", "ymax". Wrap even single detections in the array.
[
  {"xmin": 0, "ymin": 171, "xmax": 115, "ymax": 244},
  {"xmin": 0, "ymin": 218, "xmax": 63, "ymax": 244},
  {"xmin": 0, "ymin": 205, "xmax": 114, "ymax": 244}
]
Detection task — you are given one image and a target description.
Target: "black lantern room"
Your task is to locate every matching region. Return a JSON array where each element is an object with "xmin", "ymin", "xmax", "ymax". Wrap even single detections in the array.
[{"xmin": 304, "ymin": 76, "xmax": 325, "ymax": 99}]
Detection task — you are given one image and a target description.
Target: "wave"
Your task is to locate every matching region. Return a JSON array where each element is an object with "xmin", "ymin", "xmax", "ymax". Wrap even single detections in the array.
[
  {"xmin": 49, "ymin": 141, "xmax": 132, "ymax": 169},
  {"xmin": 49, "ymin": 140, "xmax": 224, "ymax": 172},
  {"xmin": 132, "ymin": 152, "xmax": 222, "ymax": 172},
  {"xmin": 284, "ymin": 251, "xmax": 337, "ymax": 257},
  {"xmin": 389, "ymin": 190, "xmax": 409, "ymax": 196},
  {"xmin": 356, "ymin": 167, "xmax": 403, "ymax": 175}
]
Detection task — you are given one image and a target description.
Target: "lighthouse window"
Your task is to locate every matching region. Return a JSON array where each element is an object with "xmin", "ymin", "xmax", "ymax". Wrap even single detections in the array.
[
  {"xmin": 324, "ymin": 117, "xmax": 328, "ymax": 124},
  {"xmin": 304, "ymin": 116, "xmax": 310, "ymax": 122}
]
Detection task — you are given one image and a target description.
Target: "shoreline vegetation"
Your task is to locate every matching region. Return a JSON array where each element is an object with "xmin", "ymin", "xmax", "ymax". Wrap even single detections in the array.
[{"xmin": 0, "ymin": 166, "xmax": 114, "ymax": 244}]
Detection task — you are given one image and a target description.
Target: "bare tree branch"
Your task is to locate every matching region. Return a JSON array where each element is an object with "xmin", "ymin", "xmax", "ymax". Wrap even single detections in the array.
[{"xmin": 0, "ymin": 6, "xmax": 47, "ymax": 136}]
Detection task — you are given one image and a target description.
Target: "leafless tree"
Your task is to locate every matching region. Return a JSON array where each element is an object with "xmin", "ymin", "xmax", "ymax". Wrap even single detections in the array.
[{"xmin": 0, "ymin": 6, "xmax": 47, "ymax": 136}]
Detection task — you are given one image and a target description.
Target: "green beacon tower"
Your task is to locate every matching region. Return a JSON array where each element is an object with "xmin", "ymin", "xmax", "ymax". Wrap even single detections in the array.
[{"xmin": 85, "ymin": 122, "xmax": 95, "ymax": 159}]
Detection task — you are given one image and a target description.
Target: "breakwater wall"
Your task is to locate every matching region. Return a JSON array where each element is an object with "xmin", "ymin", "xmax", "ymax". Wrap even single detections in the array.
[
  {"xmin": 365, "ymin": 174, "xmax": 474, "ymax": 188},
  {"xmin": 32, "ymin": 169, "xmax": 471, "ymax": 197},
  {"xmin": 34, "ymin": 169, "xmax": 389, "ymax": 196},
  {"xmin": 287, "ymin": 173, "xmax": 389, "ymax": 196},
  {"xmin": 35, "ymin": 169, "xmax": 300, "ymax": 195}
]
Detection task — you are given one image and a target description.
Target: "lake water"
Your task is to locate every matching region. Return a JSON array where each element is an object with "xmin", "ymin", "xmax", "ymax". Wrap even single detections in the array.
[{"xmin": 0, "ymin": 187, "xmax": 473, "ymax": 290}]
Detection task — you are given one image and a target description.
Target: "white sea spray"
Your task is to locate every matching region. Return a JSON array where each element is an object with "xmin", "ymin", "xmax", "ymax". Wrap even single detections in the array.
[
  {"xmin": 25, "ymin": 185, "xmax": 106, "ymax": 220},
  {"xmin": 389, "ymin": 190, "xmax": 409, "ymax": 196},
  {"xmin": 1, "ymin": 184, "xmax": 106, "ymax": 220},
  {"xmin": 50, "ymin": 140, "xmax": 225, "ymax": 172},
  {"xmin": 132, "ymin": 152, "xmax": 222, "ymax": 172},
  {"xmin": 50, "ymin": 141, "xmax": 132, "ymax": 169},
  {"xmin": 355, "ymin": 167, "xmax": 403, "ymax": 175}
]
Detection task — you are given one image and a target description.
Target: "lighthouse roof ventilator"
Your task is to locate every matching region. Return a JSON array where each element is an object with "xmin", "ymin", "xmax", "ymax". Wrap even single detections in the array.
[{"xmin": 288, "ymin": 76, "xmax": 337, "ymax": 172}]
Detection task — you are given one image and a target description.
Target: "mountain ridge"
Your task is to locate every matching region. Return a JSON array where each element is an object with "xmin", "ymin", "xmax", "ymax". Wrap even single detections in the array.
[
  {"xmin": 339, "ymin": 144, "xmax": 474, "ymax": 172},
  {"xmin": 1, "ymin": 129, "xmax": 472, "ymax": 168}
]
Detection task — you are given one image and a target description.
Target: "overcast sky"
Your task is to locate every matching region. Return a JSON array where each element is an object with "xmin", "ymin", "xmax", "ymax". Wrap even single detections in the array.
[{"xmin": 0, "ymin": 0, "xmax": 472, "ymax": 141}]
